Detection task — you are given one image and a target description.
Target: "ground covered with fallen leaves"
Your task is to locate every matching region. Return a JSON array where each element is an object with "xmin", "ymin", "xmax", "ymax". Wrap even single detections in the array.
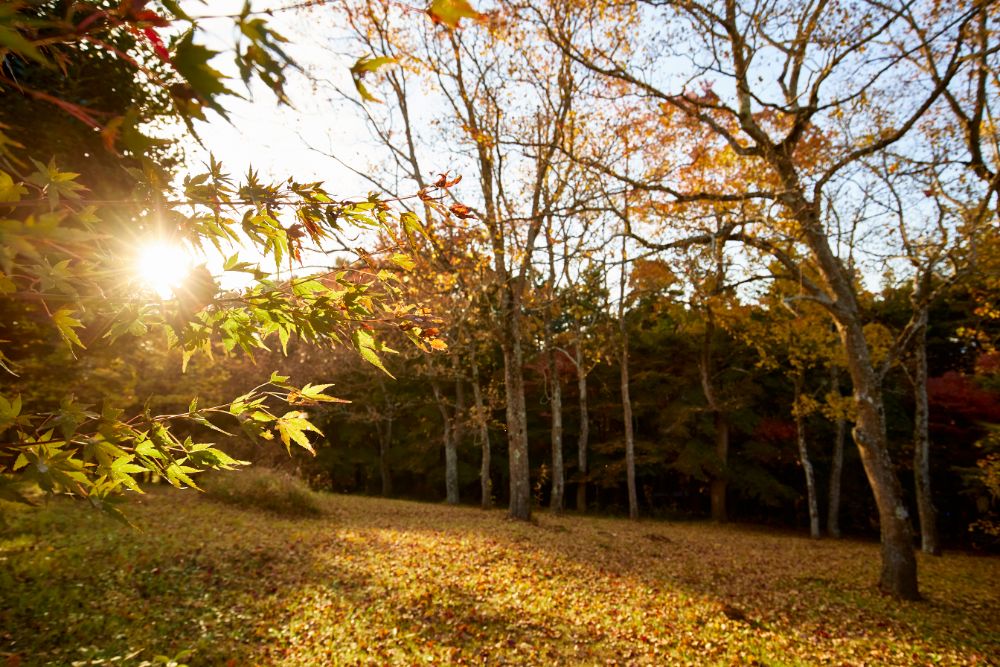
[{"xmin": 2, "ymin": 489, "xmax": 998, "ymax": 666}]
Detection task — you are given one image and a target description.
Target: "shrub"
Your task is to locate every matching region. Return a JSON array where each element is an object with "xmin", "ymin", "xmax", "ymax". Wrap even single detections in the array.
[{"xmin": 202, "ymin": 468, "xmax": 325, "ymax": 517}]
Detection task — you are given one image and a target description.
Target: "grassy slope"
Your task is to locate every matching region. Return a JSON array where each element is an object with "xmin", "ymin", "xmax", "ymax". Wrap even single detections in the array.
[{"xmin": 1, "ymin": 489, "xmax": 998, "ymax": 666}]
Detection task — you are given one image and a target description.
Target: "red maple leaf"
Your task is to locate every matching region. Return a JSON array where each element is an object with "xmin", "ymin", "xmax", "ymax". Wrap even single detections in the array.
[
  {"xmin": 434, "ymin": 173, "xmax": 462, "ymax": 189},
  {"xmin": 449, "ymin": 203, "xmax": 476, "ymax": 219}
]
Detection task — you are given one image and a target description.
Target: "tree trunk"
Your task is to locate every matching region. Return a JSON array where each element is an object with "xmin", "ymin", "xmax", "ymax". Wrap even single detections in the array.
[
  {"xmin": 828, "ymin": 367, "xmax": 845, "ymax": 539},
  {"xmin": 790, "ymin": 185, "xmax": 918, "ymax": 598},
  {"xmin": 621, "ymin": 332, "xmax": 638, "ymax": 521},
  {"xmin": 453, "ymin": 358, "xmax": 466, "ymax": 505},
  {"xmin": 432, "ymin": 380, "xmax": 459, "ymax": 505},
  {"xmin": 545, "ymin": 224, "xmax": 565, "ymax": 513},
  {"xmin": 700, "ymin": 310, "xmax": 727, "ymax": 523},
  {"xmin": 575, "ymin": 333, "xmax": 589, "ymax": 513},
  {"xmin": 377, "ymin": 418, "xmax": 393, "ymax": 497},
  {"xmin": 619, "ymin": 235, "xmax": 638, "ymax": 521},
  {"xmin": 549, "ymin": 355, "xmax": 565, "ymax": 513},
  {"xmin": 471, "ymin": 357, "xmax": 492, "ymax": 509},
  {"xmin": 710, "ymin": 413, "xmax": 728, "ymax": 523},
  {"xmin": 503, "ymin": 287, "xmax": 532, "ymax": 521},
  {"xmin": 912, "ymin": 312, "xmax": 940, "ymax": 555},
  {"xmin": 839, "ymin": 316, "xmax": 919, "ymax": 599},
  {"xmin": 794, "ymin": 373, "xmax": 821, "ymax": 538}
]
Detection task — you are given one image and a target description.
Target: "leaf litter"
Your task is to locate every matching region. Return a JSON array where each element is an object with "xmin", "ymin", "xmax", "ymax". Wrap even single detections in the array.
[{"xmin": 1, "ymin": 489, "xmax": 997, "ymax": 665}]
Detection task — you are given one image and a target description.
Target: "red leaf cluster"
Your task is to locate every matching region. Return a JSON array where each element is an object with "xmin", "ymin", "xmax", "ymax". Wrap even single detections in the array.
[
  {"xmin": 752, "ymin": 417, "xmax": 797, "ymax": 443},
  {"xmin": 927, "ymin": 372, "xmax": 1000, "ymax": 423}
]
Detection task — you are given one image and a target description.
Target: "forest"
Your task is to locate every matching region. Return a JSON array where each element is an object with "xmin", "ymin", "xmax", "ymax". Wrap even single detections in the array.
[{"xmin": 1, "ymin": 0, "xmax": 999, "ymax": 664}]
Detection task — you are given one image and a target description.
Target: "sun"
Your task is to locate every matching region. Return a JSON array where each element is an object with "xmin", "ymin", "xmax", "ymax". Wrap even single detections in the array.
[{"xmin": 135, "ymin": 240, "xmax": 193, "ymax": 299}]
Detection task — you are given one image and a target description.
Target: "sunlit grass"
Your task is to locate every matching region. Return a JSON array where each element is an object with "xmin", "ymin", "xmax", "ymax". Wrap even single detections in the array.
[
  {"xmin": 1, "ymin": 490, "xmax": 997, "ymax": 665},
  {"xmin": 202, "ymin": 468, "xmax": 325, "ymax": 517}
]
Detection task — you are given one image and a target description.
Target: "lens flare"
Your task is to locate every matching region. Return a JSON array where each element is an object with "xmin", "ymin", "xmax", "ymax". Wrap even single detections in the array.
[{"xmin": 135, "ymin": 241, "xmax": 192, "ymax": 299}]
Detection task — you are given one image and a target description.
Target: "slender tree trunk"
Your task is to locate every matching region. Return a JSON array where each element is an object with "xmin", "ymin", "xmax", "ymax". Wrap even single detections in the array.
[
  {"xmin": 549, "ymin": 356, "xmax": 565, "ymax": 513},
  {"xmin": 546, "ymin": 230, "xmax": 564, "ymax": 513},
  {"xmin": 912, "ymin": 311, "xmax": 940, "ymax": 555},
  {"xmin": 621, "ymin": 332, "xmax": 637, "ymax": 520},
  {"xmin": 374, "ymin": 378, "xmax": 393, "ymax": 498},
  {"xmin": 453, "ymin": 357, "xmax": 466, "ymax": 504},
  {"xmin": 828, "ymin": 367, "xmax": 845, "ymax": 538},
  {"xmin": 377, "ymin": 418, "xmax": 393, "ymax": 497},
  {"xmin": 710, "ymin": 414, "xmax": 728, "ymax": 522},
  {"xmin": 503, "ymin": 287, "xmax": 532, "ymax": 520},
  {"xmin": 794, "ymin": 373, "xmax": 821, "ymax": 538},
  {"xmin": 700, "ymin": 311, "xmax": 727, "ymax": 522},
  {"xmin": 471, "ymin": 356, "xmax": 492, "ymax": 509},
  {"xmin": 432, "ymin": 380, "xmax": 459, "ymax": 505},
  {"xmin": 619, "ymin": 235, "xmax": 638, "ymax": 521},
  {"xmin": 575, "ymin": 332, "xmax": 589, "ymax": 513}
]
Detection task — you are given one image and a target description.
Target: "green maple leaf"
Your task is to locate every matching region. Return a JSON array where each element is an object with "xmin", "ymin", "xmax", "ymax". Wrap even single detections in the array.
[
  {"xmin": 352, "ymin": 329, "xmax": 395, "ymax": 377},
  {"xmin": 172, "ymin": 31, "xmax": 237, "ymax": 117},
  {"xmin": 0, "ymin": 170, "xmax": 27, "ymax": 203},
  {"xmin": 52, "ymin": 308, "xmax": 85, "ymax": 350},
  {"xmin": 350, "ymin": 55, "xmax": 397, "ymax": 104},
  {"xmin": 275, "ymin": 411, "xmax": 322, "ymax": 454}
]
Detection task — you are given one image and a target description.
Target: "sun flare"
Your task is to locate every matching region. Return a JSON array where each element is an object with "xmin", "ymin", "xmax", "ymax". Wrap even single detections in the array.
[{"xmin": 135, "ymin": 241, "xmax": 193, "ymax": 299}]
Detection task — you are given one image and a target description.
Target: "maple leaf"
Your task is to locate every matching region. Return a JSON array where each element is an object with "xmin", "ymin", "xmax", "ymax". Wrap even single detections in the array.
[
  {"xmin": 349, "ymin": 55, "xmax": 397, "ymax": 104},
  {"xmin": 171, "ymin": 31, "xmax": 235, "ymax": 117},
  {"xmin": 427, "ymin": 0, "xmax": 486, "ymax": 28},
  {"xmin": 275, "ymin": 410, "xmax": 322, "ymax": 455},
  {"xmin": 449, "ymin": 202, "xmax": 476, "ymax": 219},
  {"xmin": 52, "ymin": 308, "xmax": 86, "ymax": 350},
  {"xmin": 434, "ymin": 172, "xmax": 462, "ymax": 189}
]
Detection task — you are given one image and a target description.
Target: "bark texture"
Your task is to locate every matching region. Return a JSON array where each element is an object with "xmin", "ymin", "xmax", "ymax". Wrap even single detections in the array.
[
  {"xmin": 546, "ymin": 232, "xmax": 565, "ymax": 513},
  {"xmin": 453, "ymin": 364, "xmax": 466, "ymax": 504},
  {"xmin": 779, "ymin": 165, "xmax": 918, "ymax": 599},
  {"xmin": 620, "ymin": 335, "xmax": 638, "ymax": 520}
]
